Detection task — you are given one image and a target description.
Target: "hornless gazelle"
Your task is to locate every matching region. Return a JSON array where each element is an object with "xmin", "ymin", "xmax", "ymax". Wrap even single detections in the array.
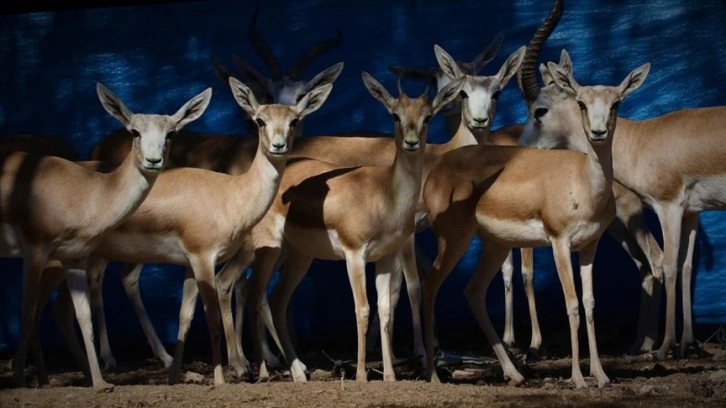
[
  {"xmin": 2, "ymin": 83, "xmax": 211, "ymax": 390},
  {"xmin": 422, "ymin": 59, "xmax": 650, "ymax": 388}
]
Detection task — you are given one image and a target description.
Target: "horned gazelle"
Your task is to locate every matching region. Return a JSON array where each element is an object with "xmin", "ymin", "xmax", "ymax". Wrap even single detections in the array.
[
  {"xmin": 1, "ymin": 83, "xmax": 211, "ymax": 390},
  {"xmin": 521, "ymin": 56, "xmax": 726, "ymax": 360},
  {"xmin": 422, "ymin": 58, "xmax": 650, "ymax": 388}
]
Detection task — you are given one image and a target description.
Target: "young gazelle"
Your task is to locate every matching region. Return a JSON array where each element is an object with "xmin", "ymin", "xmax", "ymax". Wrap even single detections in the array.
[
  {"xmin": 422, "ymin": 60, "xmax": 650, "ymax": 388},
  {"xmin": 77, "ymin": 79, "xmax": 333, "ymax": 386},
  {"xmin": 1, "ymin": 83, "xmax": 211, "ymax": 390},
  {"xmin": 233, "ymin": 71, "xmax": 463, "ymax": 383}
]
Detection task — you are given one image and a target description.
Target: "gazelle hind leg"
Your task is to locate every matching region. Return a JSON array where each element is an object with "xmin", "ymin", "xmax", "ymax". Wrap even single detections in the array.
[
  {"xmin": 423, "ymin": 223, "xmax": 476, "ymax": 382},
  {"xmin": 465, "ymin": 239, "xmax": 524, "ymax": 386},
  {"xmin": 501, "ymin": 250, "xmax": 516, "ymax": 349},
  {"xmin": 269, "ymin": 252, "xmax": 313, "ymax": 382},
  {"xmin": 679, "ymin": 213, "xmax": 699, "ymax": 356},
  {"xmin": 519, "ymin": 248, "xmax": 541, "ymax": 358}
]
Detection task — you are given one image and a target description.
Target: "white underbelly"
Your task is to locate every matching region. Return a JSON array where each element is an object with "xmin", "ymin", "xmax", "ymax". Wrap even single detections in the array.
[
  {"xmin": 476, "ymin": 215, "xmax": 550, "ymax": 247},
  {"xmin": 95, "ymin": 232, "xmax": 189, "ymax": 264},
  {"xmin": 284, "ymin": 225, "xmax": 409, "ymax": 262}
]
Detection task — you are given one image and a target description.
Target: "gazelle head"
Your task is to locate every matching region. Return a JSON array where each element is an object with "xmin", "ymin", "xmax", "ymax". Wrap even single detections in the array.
[
  {"xmin": 228, "ymin": 77, "xmax": 333, "ymax": 160},
  {"xmin": 96, "ymin": 83, "xmax": 212, "ymax": 173},
  {"xmin": 361, "ymin": 71, "xmax": 463, "ymax": 154},
  {"xmin": 212, "ymin": 8, "xmax": 343, "ymax": 135},
  {"xmin": 434, "ymin": 44, "xmax": 526, "ymax": 132},
  {"xmin": 519, "ymin": 49, "xmax": 649, "ymax": 151},
  {"xmin": 388, "ymin": 33, "xmax": 504, "ymax": 118}
]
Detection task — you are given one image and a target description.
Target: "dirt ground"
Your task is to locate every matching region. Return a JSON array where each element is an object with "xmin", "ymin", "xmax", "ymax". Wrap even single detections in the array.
[{"xmin": 3, "ymin": 338, "xmax": 726, "ymax": 408}]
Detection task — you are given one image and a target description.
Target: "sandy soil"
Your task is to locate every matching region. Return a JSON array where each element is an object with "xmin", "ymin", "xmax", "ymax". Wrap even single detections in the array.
[{"xmin": 3, "ymin": 341, "xmax": 726, "ymax": 408}]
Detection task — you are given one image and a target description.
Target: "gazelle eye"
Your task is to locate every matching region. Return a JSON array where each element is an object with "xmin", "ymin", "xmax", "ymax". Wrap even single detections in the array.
[
  {"xmin": 611, "ymin": 101, "xmax": 621, "ymax": 111},
  {"xmin": 255, "ymin": 118, "xmax": 266, "ymax": 127},
  {"xmin": 166, "ymin": 130, "xmax": 176, "ymax": 140},
  {"xmin": 492, "ymin": 90, "xmax": 502, "ymax": 100},
  {"xmin": 534, "ymin": 108, "xmax": 548, "ymax": 122},
  {"xmin": 577, "ymin": 101, "xmax": 587, "ymax": 111},
  {"xmin": 392, "ymin": 113, "xmax": 401, "ymax": 122},
  {"xmin": 130, "ymin": 129, "xmax": 141, "ymax": 138},
  {"xmin": 459, "ymin": 90, "xmax": 468, "ymax": 99},
  {"xmin": 423, "ymin": 115, "xmax": 432, "ymax": 124},
  {"xmin": 290, "ymin": 118, "xmax": 300, "ymax": 128}
]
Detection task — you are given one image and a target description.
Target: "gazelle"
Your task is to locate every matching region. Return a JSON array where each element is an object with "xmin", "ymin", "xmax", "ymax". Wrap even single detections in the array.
[
  {"xmin": 520, "ymin": 56, "xmax": 726, "ymax": 360},
  {"xmin": 397, "ymin": 0, "xmax": 665, "ymax": 359},
  {"xmin": 422, "ymin": 59, "xmax": 650, "ymax": 388},
  {"xmin": 1, "ymin": 83, "xmax": 211, "ymax": 390},
  {"xmin": 75, "ymin": 79, "xmax": 333, "ymax": 386},
  {"xmin": 228, "ymin": 71, "xmax": 463, "ymax": 384},
  {"xmin": 76, "ymin": 42, "xmax": 523, "ymax": 378}
]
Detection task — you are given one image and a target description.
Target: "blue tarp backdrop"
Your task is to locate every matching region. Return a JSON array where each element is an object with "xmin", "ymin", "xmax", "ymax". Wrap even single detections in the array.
[{"xmin": 1, "ymin": 0, "xmax": 725, "ymax": 353}]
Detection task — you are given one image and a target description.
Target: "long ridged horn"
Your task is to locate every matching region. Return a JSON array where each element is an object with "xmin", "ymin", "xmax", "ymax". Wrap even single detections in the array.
[
  {"xmin": 287, "ymin": 28, "xmax": 343, "ymax": 80},
  {"xmin": 248, "ymin": 7, "xmax": 282, "ymax": 79},
  {"xmin": 518, "ymin": 0, "xmax": 564, "ymax": 105}
]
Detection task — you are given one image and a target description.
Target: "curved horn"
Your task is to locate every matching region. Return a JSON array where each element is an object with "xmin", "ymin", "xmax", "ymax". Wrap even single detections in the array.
[
  {"xmin": 517, "ymin": 0, "xmax": 564, "ymax": 105},
  {"xmin": 397, "ymin": 72, "xmax": 405, "ymax": 96},
  {"xmin": 467, "ymin": 32, "xmax": 505, "ymax": 74},
  {"xmin": 248, "ymin": 7, "xmax": 282, "ymax": 79},
  {"xmin": 287, "ymin": 28, "xmax": 343, "ymax": 80},
  {"xmin": 210, "ymin": 58, "xmax": 234, "ymax": 84}
]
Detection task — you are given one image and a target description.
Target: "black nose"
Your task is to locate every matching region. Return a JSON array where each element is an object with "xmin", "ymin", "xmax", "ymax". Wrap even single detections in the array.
[
  {"xmin": 591, "ymin": 129, "xmax": 607, "ymax": 137},
  {"xmin": 473, "ymin": 117, "xmax": 489, "ymax": 124},
  {"xmin": 272, "ymin": 142, "xmax": 287, "ymax": 149},
  {"xmin": 147, "ymin": 157, "xmax": 162, "ymax": 164}
]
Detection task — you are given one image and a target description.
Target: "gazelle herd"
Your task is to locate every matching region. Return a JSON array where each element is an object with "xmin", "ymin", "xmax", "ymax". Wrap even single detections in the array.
[{"xmin": 2, "ymin": 0, "xmax": 725, "ymax": 393}]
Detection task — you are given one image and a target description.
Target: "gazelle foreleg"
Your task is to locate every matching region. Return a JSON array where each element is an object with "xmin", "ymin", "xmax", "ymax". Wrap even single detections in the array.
[
  {"xmin": 654, "ymin": 203, "xmax": 684, "ymax": 360},
  {"xmin": 551, "ymin": 238, "xmax": 586, "ymax": 389},
  {"xmin": 578, "ymin": 240, "xmax": 610, "ymax": 389},
  {"xmin": 62, "ymin": 259, "xmax": 114, "ymax": 391},
  {"xmin": 679, "ymin": 213, "xmax": 699, "ymax": 356},
  {"xmin": 216, "ymin": 249, "xmax": 255, "ymax": 379},
  {"xmin": 374, "ymin": 255, "xmax": 399, "ymax": 381}
]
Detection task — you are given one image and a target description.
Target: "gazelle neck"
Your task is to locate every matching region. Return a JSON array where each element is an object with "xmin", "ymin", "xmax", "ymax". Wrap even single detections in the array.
[
  {"xmin": 233, "ymin": 142, "xmax": 287, "ymax": 226},
  {"xmin": 446, "ymin": 119, "xmax": 489, "ymax": 149},
  {"xmin": 100, "ymin": 147, "xmax": 157, "ymax": 233},
  {"xmin": 390, "ymin": 141, "xmax": 425, "ymax": 209},
  {"xmin": 584, "ymin": 134, "xmax": 615, "ymax": 208}
]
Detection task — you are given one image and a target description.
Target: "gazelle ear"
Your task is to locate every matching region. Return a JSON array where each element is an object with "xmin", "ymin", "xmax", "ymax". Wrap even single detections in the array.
[
  {"xmin": 432, "ymin": 79, "xmax": 463, "ymax": 116},
  {"xmin": 96, "ymin": 83, "xmax": 134, "ymax": 126},
  {"xmin": 495, "ymin": 46, "xmax": 526, "ymax": 88},
  {"xmin": 229, "ymin": 76, "xmax": 260, "ymax": 117},
  {"xmin": 539, "ymin": 63, "xmax": 553, "ymax": 85},
  {"xmin": 172, "ymin": 88, "xmax": 213, "ymax": 129},
  {"xmin": 548, "ymin": 61, "xmax": 579, "ymax": 97},
  {"xmin": 434, "ymin": 44, "xmax": 464, "ymax": 80},
  {"xmin": 296, "ymin": 83, "xmax": 333, "ymax": 117},
  {"xmin": 618, "ymin": 63, "xmax": 650, "ymax": 98},
  {"xmin": 558, "ymin": 49, "xmax": 573, "ymax": 74},
  {"xmin": 361, "ymin": 71, "xmax": 395, "ymax": 113},
  {"xmin": 305, "ymin": 62, "xmax": 344, "ymax": 93}
]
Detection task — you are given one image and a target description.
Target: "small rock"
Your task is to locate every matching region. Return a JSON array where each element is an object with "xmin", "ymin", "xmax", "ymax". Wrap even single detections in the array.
[
  {"xmin": 711, "ymin": 349, "xmax": 726, "ymax": 362},
  {"xmin": 708, "ymin": 369, "xmax": 726, "ymax": 383},
  {"xmin": 182, "ymin": 371, "xmax": 205, "ymax": 384},
  {"xmin": 639, "ymin": 384, "xmax": 658, "ymax": 396}
]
